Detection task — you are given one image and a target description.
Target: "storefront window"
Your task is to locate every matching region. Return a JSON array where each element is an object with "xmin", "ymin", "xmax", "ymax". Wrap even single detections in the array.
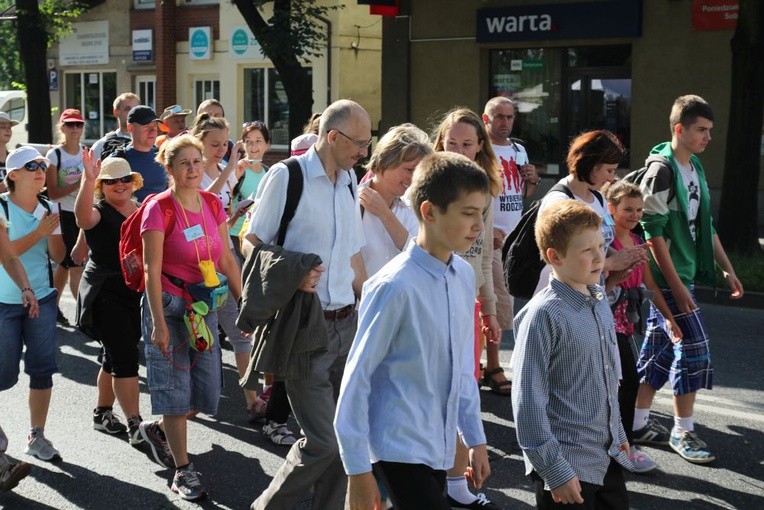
[
  {"xmin": 243, "ymin": 67, "xmax": 312, "ymax": 147},
  {"xmin": 490, "ymin": 45, "xmax": 631, "ymax": 173},
  {"xmin": 64, "ymin": 71, "xmax": 117, "ymax": 142},
  {"xmin": 489, "ymin": 48, "xmax": 564, "ymax": 173}
]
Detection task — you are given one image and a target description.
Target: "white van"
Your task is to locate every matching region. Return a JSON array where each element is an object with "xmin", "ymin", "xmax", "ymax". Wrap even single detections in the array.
[{"xmin": 0, "ymin": 90, "xmax": 28, "ymax": 148}]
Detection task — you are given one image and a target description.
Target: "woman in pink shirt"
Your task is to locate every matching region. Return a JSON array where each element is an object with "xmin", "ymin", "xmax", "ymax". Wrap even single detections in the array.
[{"xmin": 138, "ymin": 134, "xmax": 242, "ymax": 501}]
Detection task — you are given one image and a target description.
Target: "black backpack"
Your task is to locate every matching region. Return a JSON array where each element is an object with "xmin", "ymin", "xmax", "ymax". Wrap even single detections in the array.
[
  {"xmin": 622, "ymin": 155, "xmax": 675, "ymax": 204},
  {"xmin": 501, "ymin": 183, "xmax": 603, "ymax": 299},
  {"xmin": 100, "ymin": 135, "xmax": 131, "ymax": 160},
  {"xmin": 274, "ymin": 158, "xmax": 355, "ymax": 247},
  {"xmin": 621, "ymin": 155, "xmax": 674, "ymax": 236}
]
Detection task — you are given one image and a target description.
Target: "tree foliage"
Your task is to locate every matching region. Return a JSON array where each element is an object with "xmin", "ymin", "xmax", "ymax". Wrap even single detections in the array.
[
  {"xmin": 232, "ymin": 0, "xmax": 340, "ymax": 140},
  {"xmin": 718, "ymin": 0, "xmax": 764, "ymax": 255}
]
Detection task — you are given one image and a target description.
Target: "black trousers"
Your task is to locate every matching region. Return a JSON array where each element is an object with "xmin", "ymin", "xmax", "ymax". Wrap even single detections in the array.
[
  {"xmin": 373, "ymin": 461, "xmax": 450, "ymax": 510},
  {"xmin": 532, "ymin": 459, "xmax": 629, "ymax": 510},
  {"xmin": 616, "ymin": 332, "xmax": 639, "ymax": 444},
  {"xmin": 265, "ymin": 380, "xmax": 293, "ymax": 424}
]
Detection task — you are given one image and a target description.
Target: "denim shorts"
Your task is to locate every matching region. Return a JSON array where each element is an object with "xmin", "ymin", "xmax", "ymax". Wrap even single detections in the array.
[
  {"xmin": 141, "ymin": 292, "xmax": 222, "ymax": 416},
  {"xmin": 0, "ymin": 290, "xmax": 58, "ymax": 391}
]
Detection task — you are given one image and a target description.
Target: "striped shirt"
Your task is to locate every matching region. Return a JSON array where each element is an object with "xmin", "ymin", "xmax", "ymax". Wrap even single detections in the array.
[{"xmin": 511, "ymin": 278, "xmax": 631, "ymax": 490}]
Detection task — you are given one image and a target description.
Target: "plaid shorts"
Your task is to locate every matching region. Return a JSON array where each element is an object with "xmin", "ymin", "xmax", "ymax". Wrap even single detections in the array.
[{"xmin": 636, "ymin": 287, "xmax": 713, "ymax": 395}]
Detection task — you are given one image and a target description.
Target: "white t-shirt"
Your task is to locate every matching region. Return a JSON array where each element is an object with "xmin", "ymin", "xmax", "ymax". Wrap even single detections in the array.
[
  {"xmin": 492, "ymin": 141, "xmax": 529, "ymax": 237},
  {"xmin": 676, "ymin": 160, "xmax": 700, "ymax": 241},
  {"xmin": 45, "ymin": 145, "xmax": 83, "ymax": 212},
  {"xmin": 200, "ymin": 165, "xmax": 237, "ymax": 210},
  {"xmin": 360, "ymin": 191, "xmax": 419, "ymax": 277}
]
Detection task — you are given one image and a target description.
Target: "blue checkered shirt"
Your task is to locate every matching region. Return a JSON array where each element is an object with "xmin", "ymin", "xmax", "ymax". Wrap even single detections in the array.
[{"xmin": 511, "ymin": 278, "xmax": 631, "ymax": 490}]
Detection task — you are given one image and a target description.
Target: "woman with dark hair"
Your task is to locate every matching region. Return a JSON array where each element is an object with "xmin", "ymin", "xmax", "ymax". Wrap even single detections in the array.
[
  {"xmin": 75, "ymin": 150, "xmax": 146, "ymax": 444},
  {"xmin": 534, "ymin": 129, "xmax": 649, "ymax": 295},
  {"xmin": 230, "ymin": 121, "xmax": 270, "ymax": 255}
]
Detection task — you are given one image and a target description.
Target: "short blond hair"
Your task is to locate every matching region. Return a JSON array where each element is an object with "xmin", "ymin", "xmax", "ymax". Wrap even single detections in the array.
[{"xmin": 535, "ymin": 200, "xmax": 601, "ymax": 263}]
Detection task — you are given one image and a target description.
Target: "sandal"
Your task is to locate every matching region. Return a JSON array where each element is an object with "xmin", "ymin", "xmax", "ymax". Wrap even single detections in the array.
[
  {"xmin": 247, "ymin": 397, "xmax": 268, "ymax": 424},
  {"xmin": 481, "ymin": 367, "xmax": 512, "ymax": 396}
]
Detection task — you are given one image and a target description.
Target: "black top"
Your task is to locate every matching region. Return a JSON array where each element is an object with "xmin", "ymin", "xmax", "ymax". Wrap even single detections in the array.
[{"xmin": 84, "ymin": 200, "xmax": 127, "ymax": 272}]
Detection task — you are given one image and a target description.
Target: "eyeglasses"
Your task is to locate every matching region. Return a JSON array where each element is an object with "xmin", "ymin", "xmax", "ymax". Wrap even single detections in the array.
[
  {"xmin": 23, "ymin": 161, "xmax": 47, "ymax": 172},
  {"xmin": 333, "ymin": 129, "xmax": 372, "ymax": 150},
  {"xmin": 101, "ymin": 176, "xmax": 133, "ymax": 185},
  {"xmin": 64, "ymin": 122, "xmax": 84, "ymax": 129}
]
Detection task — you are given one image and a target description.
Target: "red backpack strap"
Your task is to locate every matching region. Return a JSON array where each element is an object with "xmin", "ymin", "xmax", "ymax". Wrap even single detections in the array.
[
  {"xmin": 154, "ymin": 189, "xmax": 176, "ymax": 235},
  {"xmin": 198, "ymin": 190, "xmax": 223, "ymax": 222}
]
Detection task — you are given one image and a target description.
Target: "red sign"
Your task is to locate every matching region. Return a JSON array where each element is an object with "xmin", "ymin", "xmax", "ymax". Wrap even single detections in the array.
[
  {"xmin": 370, "ymin": 0, "xmax": 398, "ymax": 16},
  {"xmin": 692, "ymin": 0, "xmax": 739, "ymax": 31}
]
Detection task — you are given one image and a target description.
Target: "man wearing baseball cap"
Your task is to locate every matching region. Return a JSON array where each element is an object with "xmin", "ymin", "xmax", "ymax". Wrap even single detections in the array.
[
  {"xmin": 123, "ymin": 106, "xmax": 168, "ymax": 202},
  {"xmin": 156, "ymin": 105, "xmax": 192, "ymax": 149}
]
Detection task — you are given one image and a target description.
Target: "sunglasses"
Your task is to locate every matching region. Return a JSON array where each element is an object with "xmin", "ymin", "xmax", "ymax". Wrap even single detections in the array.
[
  {"xmin": 64, "ymin": 122, "xmax": 84, "ymax": 129},
  {"xmin": 23, "ymin": 161, "xmax": 47, "ymax": 172},
  {"xmin": 101, "ymin": 176, "xmax": 133, "ymax": 185}
]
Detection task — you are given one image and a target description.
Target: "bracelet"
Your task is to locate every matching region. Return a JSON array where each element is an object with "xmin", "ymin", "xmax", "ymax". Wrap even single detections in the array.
[{"xmin": 21, "ymin": 287, "xmax": 34, "ymax": 294}]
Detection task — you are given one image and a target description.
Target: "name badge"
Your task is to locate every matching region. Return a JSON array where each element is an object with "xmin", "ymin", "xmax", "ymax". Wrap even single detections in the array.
[{"xmin": 183, "ymin": 224, "xmax": 204, "ymax": 242}]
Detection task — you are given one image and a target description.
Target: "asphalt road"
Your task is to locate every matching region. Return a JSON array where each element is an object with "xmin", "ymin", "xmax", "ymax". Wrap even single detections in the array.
[{"xmin": 0, "ymin": 291, "xmax": 762, "ymax": 509}]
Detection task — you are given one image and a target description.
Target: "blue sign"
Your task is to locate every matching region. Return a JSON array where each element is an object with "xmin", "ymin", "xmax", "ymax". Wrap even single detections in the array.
[
  {"xmin": 133, "ymin": 50, "xmax": 152, "ymax": 62},
  {"xmin": 476, "ymin": 0, "xmax": 642, "ymax": 43}
]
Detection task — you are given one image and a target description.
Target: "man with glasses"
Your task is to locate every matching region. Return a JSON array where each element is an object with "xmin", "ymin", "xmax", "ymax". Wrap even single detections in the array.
[
  {"xmin": 123, "ymin": 106, "xmax": 168, "ymax": 203},
  {"xmin": 91, "ymin": 92, "xmax": 141, "ymax": 160},
  {"xmin": 244, "ymin": 99, "xmax": 369, "ymax": 510}
]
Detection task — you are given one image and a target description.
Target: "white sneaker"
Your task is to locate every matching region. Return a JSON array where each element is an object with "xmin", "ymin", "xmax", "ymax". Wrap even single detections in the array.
[
  {"xmin": 262, "ymin": 421, "xmax": 296, "ymax": 446},
  {"xmin": 25, "ymin": 429, "xmax": 61, "ymax": 462},
  {"xmin": 629, "ymin": 445, "xmax": 658, "ymax": 473}
]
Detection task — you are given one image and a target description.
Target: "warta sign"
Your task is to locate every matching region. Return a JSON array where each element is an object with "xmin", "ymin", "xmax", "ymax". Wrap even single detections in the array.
[{"xmin": 476, "ymin": 0, "xmax": 642, "ymax": 43}]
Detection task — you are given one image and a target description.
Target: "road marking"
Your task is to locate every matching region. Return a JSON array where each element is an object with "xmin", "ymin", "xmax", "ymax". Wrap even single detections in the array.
[{"xmin": 654, "ymin": 388, "xmax": 764, "ymax": 423}]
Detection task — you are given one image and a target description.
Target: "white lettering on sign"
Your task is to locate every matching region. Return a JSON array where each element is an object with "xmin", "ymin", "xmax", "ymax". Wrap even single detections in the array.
[{"xmin": 485, "ymin": 14, "xmax": 552, "ymax": 34}]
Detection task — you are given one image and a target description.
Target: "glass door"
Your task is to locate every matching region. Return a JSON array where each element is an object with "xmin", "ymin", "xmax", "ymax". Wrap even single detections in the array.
[{"xmin": 567, "ymin": 73, "xmax": 631, "ymax": 164}]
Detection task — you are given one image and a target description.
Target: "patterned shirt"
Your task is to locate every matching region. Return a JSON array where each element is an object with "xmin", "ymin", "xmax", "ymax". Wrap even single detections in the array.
[{"xmin": 511, "ymin": 278, "xmax": 631, "ymax": 490}]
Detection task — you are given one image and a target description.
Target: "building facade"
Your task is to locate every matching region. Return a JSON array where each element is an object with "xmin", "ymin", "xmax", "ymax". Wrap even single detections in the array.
[
  {"xmin": 380, "ymin": 0, "xmax": 763, "ymax": 221},
  {"xmin": 47, "ymin": 0, "xmax": 381, "ymax": 153}
]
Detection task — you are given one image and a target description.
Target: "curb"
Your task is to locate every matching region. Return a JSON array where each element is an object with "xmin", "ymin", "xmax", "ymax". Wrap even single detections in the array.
[{"xmin": 694, "ymin": 286, "xmax": 764, "ymax": 310}]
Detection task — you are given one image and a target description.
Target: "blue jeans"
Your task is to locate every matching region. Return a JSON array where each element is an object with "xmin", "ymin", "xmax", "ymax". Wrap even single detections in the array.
[
  {"xmin": 0, "ymin": 290, "xmax": 58, "ymax": 391},
  {"xmin": 141, "ymin": 292, "xmax": 222, "ymax": 416}
]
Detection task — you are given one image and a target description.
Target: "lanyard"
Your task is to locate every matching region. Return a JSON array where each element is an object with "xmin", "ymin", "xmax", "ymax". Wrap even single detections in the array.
[{"xmin": 173, "ymin": 191, "xmax": 213, "ymax": 265}]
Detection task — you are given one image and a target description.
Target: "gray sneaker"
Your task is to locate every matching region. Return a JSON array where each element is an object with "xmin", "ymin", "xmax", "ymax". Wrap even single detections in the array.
[
  {"xmin": 629, "ymin": 446, "xmax": 658, "ymax": 473},
  {"xmin": 139, "ymin": 421, "xmax": 173, "ymax": 468},
  {"xmin": 0, "ymin": 454, "xmax": 31, "ymax": 492},
  {"xmin": 25, "ymin": 429, "xmax": 61, "ymax": 462},
  {"xmin": 171, "ymin": 463, "xmax": 207, "ymax": 501},
  {"xmin": 670, "ymin": 430, "xmax": 715, "ymax": 464}
]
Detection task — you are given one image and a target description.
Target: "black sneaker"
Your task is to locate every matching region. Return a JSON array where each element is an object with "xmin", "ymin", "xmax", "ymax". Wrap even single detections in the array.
[
  {"xmin": 93, "ymin": 407, "xmax": 127, "ymax": 435},
  {"xmin": 447, "ymin": 493, "xmax": 502, "ymax": 509},
  {"xmin": 127, "ymin": 417, "xmax": 144, "ymax": 446},
  {"xmin": 139, "ymin": 421, "xmax": 174, "ymax": 468},
  {"xmin": 56, "ymin": 308, "xmax": 70, "ymax": 327},
  {"xmin": 171, "ymin": 463, "xmax": 207, "ymax": 501}
]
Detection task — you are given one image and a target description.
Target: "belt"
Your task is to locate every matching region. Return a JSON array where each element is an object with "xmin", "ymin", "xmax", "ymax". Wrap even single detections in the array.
[{"xmin": 324, "ymin": 304, "xmax": 354, "ymax": 321}]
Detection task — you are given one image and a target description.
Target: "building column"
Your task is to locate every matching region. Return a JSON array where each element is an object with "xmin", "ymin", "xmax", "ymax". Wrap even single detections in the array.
[{"xmin": 155, "ymin": 0, "xmax": 177, "ymax": 111}]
